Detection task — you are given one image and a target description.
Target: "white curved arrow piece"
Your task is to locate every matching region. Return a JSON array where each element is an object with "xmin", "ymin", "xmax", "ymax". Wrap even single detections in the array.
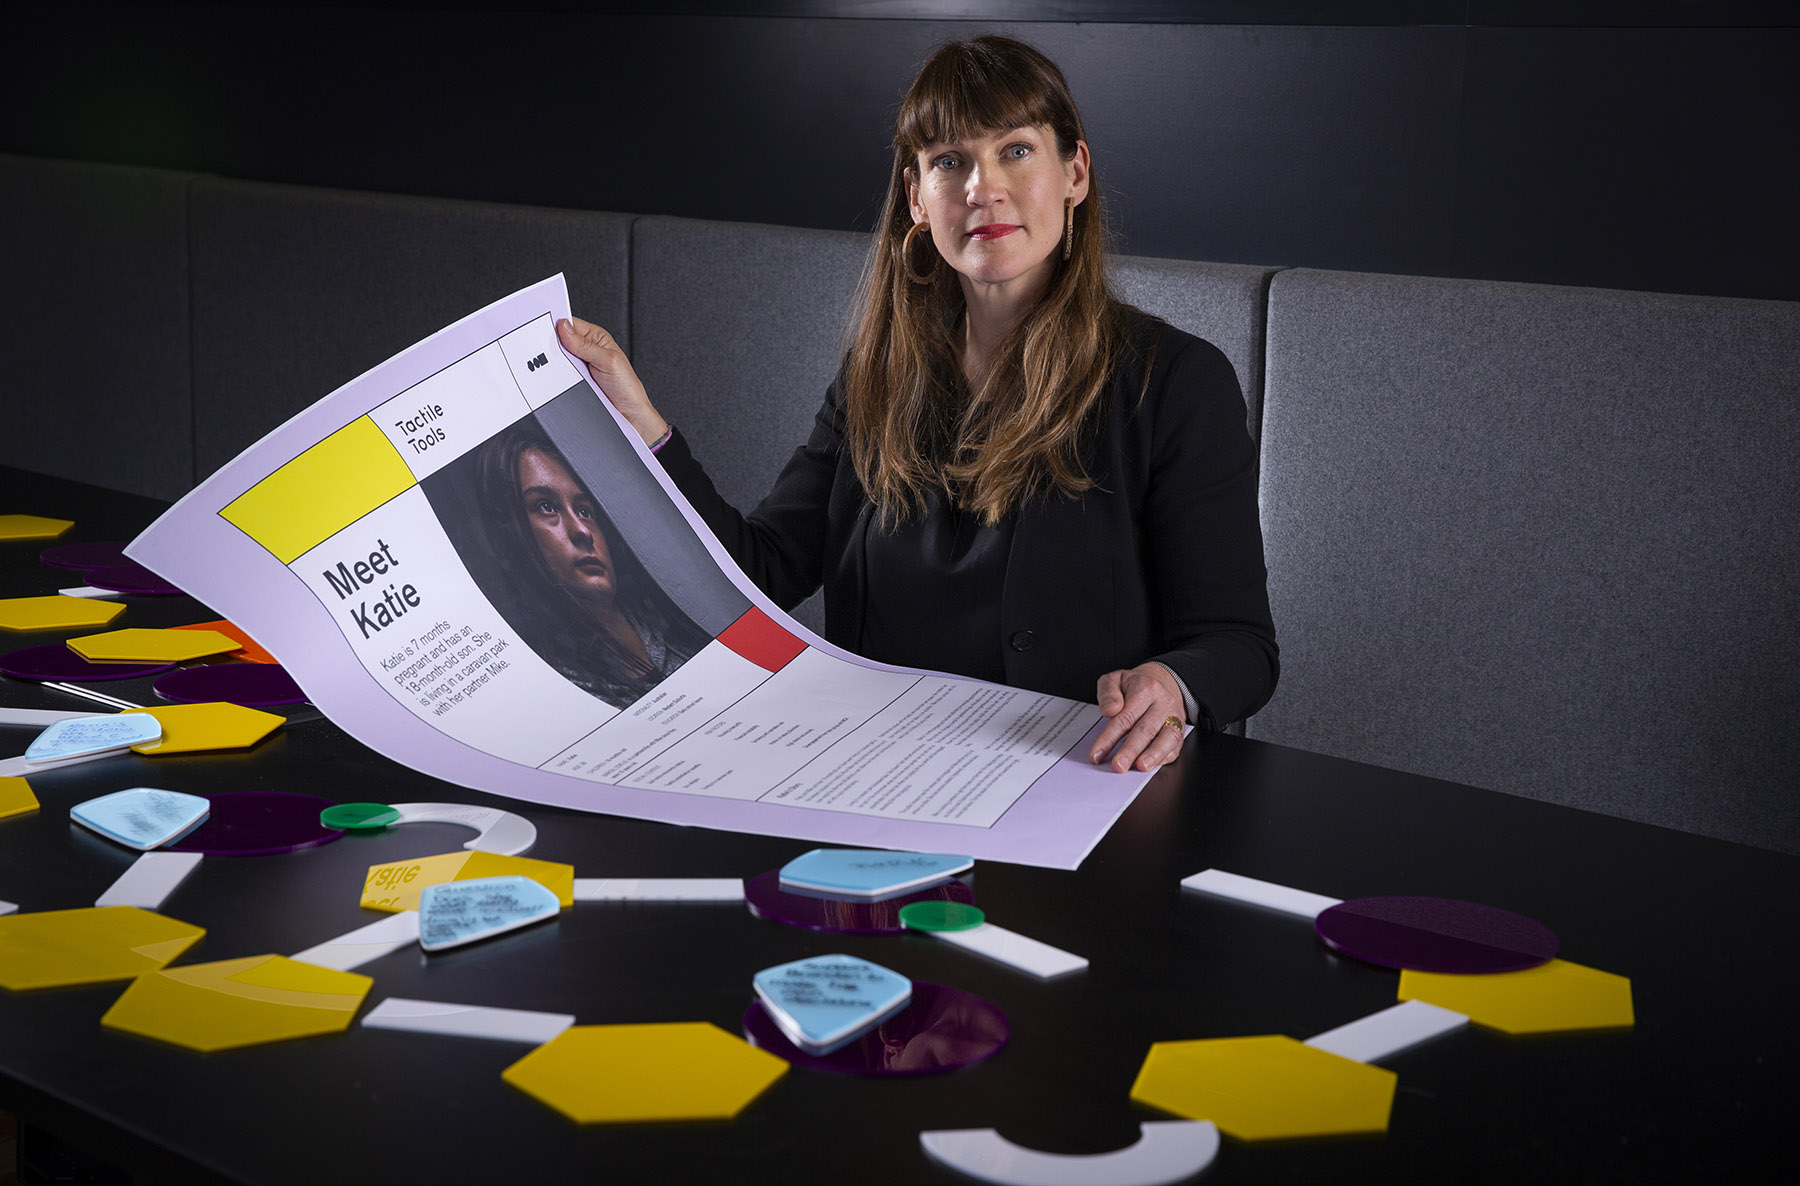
[
  {"xmin": 385, "ymin": 802, "xmax": 536, "ymax": 855},
  {"xmin": 920, "ymin": 1122, "xmax": 1219, "ymax": 1186}
]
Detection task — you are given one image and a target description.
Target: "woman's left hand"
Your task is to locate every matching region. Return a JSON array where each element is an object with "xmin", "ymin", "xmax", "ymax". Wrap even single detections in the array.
[{"xmin": 1090, "ymin": 663, "xmax": 1187, "ymax": 772}]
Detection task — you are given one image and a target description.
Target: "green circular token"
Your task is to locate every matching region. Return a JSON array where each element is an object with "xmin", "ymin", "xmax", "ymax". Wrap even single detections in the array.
[
  {"xmin": 319, "ymin": 802, "xmax": 400, "ymax": 831},
  {"xmin": 899, "ymin": 900, "xmax": 986, "ymax": 932}
]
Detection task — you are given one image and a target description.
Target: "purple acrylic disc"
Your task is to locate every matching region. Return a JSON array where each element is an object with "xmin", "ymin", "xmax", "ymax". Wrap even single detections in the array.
[
  {"xmin": 743, "ymin": 982, "xmax": 1008, "ymax": 1075},
  {"xmin": 167, "ymin": 791, "xmax": 344, "ymax": 857},
  {"xmin": 39, "ymin": 540, "xmax": 131, "ymax": 571},
  {"xmin": 154, "ymin": 664, "xmax": 306, "ymax": 707},
  {"xmin": 85, "ymin": 561, "xmax": 183, "ymax": 596},
  {"xmin": 744, "ymin": 869, "xmax": 975, "ymax": 935},
  {"xmin": 1314, "ymin": 895, "xmax": 1559, "ymax": 974},
  {"xmin": 0, "ymin": 643, "xmax": 173, "ymax": 682}
]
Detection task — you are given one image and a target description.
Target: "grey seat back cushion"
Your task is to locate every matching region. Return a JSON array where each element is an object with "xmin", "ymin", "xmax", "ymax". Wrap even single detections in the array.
[
  {"xmin": 0, "ymin": 154, "xmax": 194, "ymax": 499},
  {"xmin": 630, "ymin": 217, "xmax": 869, "ymax": 633},
  {"xmin": 1109, "ymin": 254, "xmax": 1277, "ymax": 444},
  {"xmin": 190, "ymin": 178, "xmax": 631, "ymax": 481},
  {"xmin": 1252, "ymin": 268, "xmax": 1800, "ymax": 854}
]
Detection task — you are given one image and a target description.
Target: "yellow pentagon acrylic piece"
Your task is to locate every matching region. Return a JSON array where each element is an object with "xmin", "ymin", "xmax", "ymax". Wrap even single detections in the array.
[
  {"xmin": 0, "ymin": 514, "xmax": 74, "ymax": 541},
  {"xmin": 102, "ymin": 954, "xmax": 372, "ymax": 1052},
  {"xmin": 361, "ymin": 850, "xmax": 575, "ymax": 913},
  {"xmin": 1130, "ymin": 1035, "xmax": 1396, "ymax": 1141},
  {"xmin": 0, "ymin": 595, "xmax": 125, "ymax": 632},
  {"xmin": 0, "ymin": 906, "xmax": 205, "ymax": 991},
  {"xmin": 1, "ymin": 775, "xmax": 40, "ymax": 820},
  {"xmin": 120, "ymin": 702, "xmax": 285, "ymax": 755},
  {"xmin": 67, "ymin": 628, "xmax": 240, "ymax": 663},
  {"xmin": 503, "ymin": 1022, "xmax": 788, "ymax": 1124},
  {"xmin": 1398, "ymin": 958, "xmax": 1634, "ymax": 1035}
]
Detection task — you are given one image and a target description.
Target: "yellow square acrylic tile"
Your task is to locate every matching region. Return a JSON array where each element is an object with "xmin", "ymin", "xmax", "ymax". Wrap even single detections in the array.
[
  {"xmin": 67, "ymin": 628, "xmax": 240, "ymax": 663},
  {"xmin": 1, "ymin": 775, "xmax": 40, "ymax": 820},
  {"xmin": 361, "ymin": 850, "xmax": 575, "ymax": 913},
  {"xmin": 121, "ymin": 702, "xmax": 285, "ymax": 755},
  {"xmin": 102, "ymin": 954, "xmax": 372, "ymax": 1051},
  {"xmin": 0, "ymin": 514, "xmax": 74, "ymax": 541},
  {"xmin": 0, "ymin": 595, "xmax": 125, "ymax": 632},
  {"xmin": 0, "ymin": 906, "xmax": 205, "ymax": 991}
]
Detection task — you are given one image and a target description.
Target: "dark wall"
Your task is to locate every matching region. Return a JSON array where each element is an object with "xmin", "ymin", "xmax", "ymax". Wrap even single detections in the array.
[{"xmin": 2, "ymin": 2, "xmax": 1794, "ymax": 301}]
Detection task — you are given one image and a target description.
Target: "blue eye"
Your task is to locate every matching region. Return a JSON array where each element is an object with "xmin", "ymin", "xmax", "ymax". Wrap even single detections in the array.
[
  {"xmin": 933, "ymin": 154, "xmax": 961, "ymax": 171},
  {"xmin": 1006, "ymin": 143, "xmax": 1032, "ymax": 160}
]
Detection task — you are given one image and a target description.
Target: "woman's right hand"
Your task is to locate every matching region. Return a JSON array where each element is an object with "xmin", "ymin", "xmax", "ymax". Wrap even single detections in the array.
[{"xmin": 557, "ymin": 317, "xmax": 670, "ymax": 448}]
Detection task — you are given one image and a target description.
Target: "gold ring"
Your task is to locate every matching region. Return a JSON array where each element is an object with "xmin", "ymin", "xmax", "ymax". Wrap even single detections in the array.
[{"xmin": 1162, "ymin": 715, "xmax": 1184, "ymax": 733}]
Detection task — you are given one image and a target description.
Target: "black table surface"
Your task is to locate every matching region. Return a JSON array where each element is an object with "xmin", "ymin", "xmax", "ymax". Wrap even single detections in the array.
[{"xmin": 1, "ymin": 466, "xmax": 1795, "ymax": 1185}]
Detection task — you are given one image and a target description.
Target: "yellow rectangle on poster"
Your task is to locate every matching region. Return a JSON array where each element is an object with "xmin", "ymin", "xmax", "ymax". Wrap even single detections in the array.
[{"xmin": 220, "ymin": 417, "xmax": 414, "ymax": 563}]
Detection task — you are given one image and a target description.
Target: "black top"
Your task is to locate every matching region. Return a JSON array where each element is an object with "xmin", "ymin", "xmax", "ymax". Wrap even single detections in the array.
[
  {"xmin": 859, "ymin": 487, "xmax": 1013, "ymax": 683},
  {"xmin": 657, "ymin": 305, "xmax": 1279, "ymax": 725}
]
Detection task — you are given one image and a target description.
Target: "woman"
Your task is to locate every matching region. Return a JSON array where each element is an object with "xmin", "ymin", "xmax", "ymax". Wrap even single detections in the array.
[
  {"xmin": 557, "ymin": 35, "xmax": 1276, "ymax": 769},
  {"xmin": 470, "ymin": 421, "xmax": 709, "ymax": 709}
]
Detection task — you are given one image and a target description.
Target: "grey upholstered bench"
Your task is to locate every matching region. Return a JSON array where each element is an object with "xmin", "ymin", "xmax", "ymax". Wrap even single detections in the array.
[{"xmin": 4, "ymin": 151, "xmax": 1795, "ymax": 856}]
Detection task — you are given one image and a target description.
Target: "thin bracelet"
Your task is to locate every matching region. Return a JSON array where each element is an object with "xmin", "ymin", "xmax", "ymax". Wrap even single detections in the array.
[{"xmin": 648, "ymin": 424, "xmax": 674, "ymax": 454}]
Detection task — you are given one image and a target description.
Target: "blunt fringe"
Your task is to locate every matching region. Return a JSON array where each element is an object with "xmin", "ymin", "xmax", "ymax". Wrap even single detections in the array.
[{"xmin": 843, "ymin": 34, "xmax": 1133, "ymax": 527}]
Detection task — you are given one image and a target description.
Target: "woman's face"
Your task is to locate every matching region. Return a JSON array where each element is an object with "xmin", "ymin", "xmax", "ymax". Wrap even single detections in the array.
[
  {"xmin": 517, "ymin": 447, "xmax": 616, "ymax": 606},
  {"xmin": 907, "ymin": 123, "xmax": 1089, "ymax": 302}
]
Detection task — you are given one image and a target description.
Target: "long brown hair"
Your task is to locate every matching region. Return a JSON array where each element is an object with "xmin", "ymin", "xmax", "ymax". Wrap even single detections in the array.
[{"xmin": 844, "ymin": 34, "xmax": 1130, "ymax": 527}]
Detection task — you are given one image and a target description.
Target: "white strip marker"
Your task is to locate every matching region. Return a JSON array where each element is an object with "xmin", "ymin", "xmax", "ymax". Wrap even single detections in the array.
[
  {"xmin": 362, "ymin": 997, "xmax": 575, "ymax": 1044},
  {"xmin": 94, "ymin": 851, "xmax": 203, "ymax": 909},
  {"xmin": 1305, "ymin": 1000, "xmax": 1468, "ymax": 1064},
  {"xmin": 0, "ymin": 708, "xmax": 109, "ymax": 726},
  {"xmin": 0, "ymin": 900, "xmax": 17, "ymax": 916},
  {"xmin": 931, "ymin": 922, "xmax": 1088, "ymax": 979},
  {"xmin": 290, "ymin": 910, "xmax": 421, "ymax": 971},
  {"xmin": 1179, "ymin": 868, "xmax": 1343, "ymax": 920},
  {"xmin": 44, "ymin": 683, "xmax": 142, "ymax": 710},
  {"xmin": 58, "ymin": 586, "xmax": 121, "ymax": 599},
  {"xmin": 572, "ymin": 878, "xmax": 744, "ymax": 902},
  {"xmin": 0, "ymin": 750, "xmax": 115, "ymax": 778},
  {"xmin": 920, "ymin": 1122, "xmax": 1220, "ymax": 1186},
  {"xmin": 386, "ymin": 802, "xmax": 536, "ymax": 855}
]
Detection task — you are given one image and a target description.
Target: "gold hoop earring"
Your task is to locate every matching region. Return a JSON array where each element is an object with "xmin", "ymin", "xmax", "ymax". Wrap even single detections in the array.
[
  {"xmin": 902, "ymin": 220, "xmax": 935, "ymax": 286},
  {"xmin": 1062, "ymin": 199, "xmax": 1075, "ymax": 262}
]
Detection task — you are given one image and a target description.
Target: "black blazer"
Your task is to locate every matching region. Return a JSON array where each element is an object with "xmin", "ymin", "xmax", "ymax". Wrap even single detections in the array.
[{"xmin": 656, "ymin": 308, "xmax": 1278, "ymax": 727}]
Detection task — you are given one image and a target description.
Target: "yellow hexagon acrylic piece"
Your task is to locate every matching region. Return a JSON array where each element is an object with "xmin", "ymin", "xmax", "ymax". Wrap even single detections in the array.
[
  {"xmin": 503, "ymin": 1022, "xmax": 788, "ymax": 1124},
  {"xmin": 67, "ymin": 627, "xmax": 240, "ymax": 663},
  {"xmin": 120, "ymin": 702, "xmax": 285, "ymax": 755},
  {"xmin": 0, "ymin": 906, "xmax": 205, "ymax": 991},
  {"xmin": 1130, "ymin": 1034, "xmax": 1397, "ymax": 1141},
  {"xmin": 1, "ymin": 775, "xmax": 40, "ymax": 820},
  {"xmin": 0, "ymin": 514, "xmax": 74, "ymax": 541},
  {"xmin": 0, "ymin": 595, "xmax": 125, "ymax": 632},
  {"xmin": 102, "ymin": 954, "xmax": 372, "ymax": 1051},
  {"xmin": 361, "ymin": 850, "xmax": 575, "ymax": 913},
  {"xmin": 1398, "ymin": 958, "xmax": 1634, "ymax": 1035}
]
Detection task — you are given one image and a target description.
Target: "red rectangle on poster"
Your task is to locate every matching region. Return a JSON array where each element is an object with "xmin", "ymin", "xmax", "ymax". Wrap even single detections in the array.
[{"xmin": 718, "ymin": 607, "xmax": 807, "ymax": 673}]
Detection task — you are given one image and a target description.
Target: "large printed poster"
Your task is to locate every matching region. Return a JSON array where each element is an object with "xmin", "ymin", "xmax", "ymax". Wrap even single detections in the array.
[{"xmin": 129, "ymin": 277, "xmax": 1155, "ymax": 869}]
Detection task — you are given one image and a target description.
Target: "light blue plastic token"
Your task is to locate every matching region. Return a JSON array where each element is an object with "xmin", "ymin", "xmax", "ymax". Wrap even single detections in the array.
[
  {"xmin": 25, "ymin": 715, "xmax": 162, "ymax": 763},
  {"xmin": 777, "ymin": 848, "xmax": 974, "ymax": 901},
  {"xmin": 70, "ymin": 787, "xmax": 211, "ymax": 851},
  {"xmin": 752, "ymin": 954, "xmax": 913, "ymax": 1055},
  {"xmin": 417, "ymin": 875, "xmax": 560, "ymax": 953}
]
